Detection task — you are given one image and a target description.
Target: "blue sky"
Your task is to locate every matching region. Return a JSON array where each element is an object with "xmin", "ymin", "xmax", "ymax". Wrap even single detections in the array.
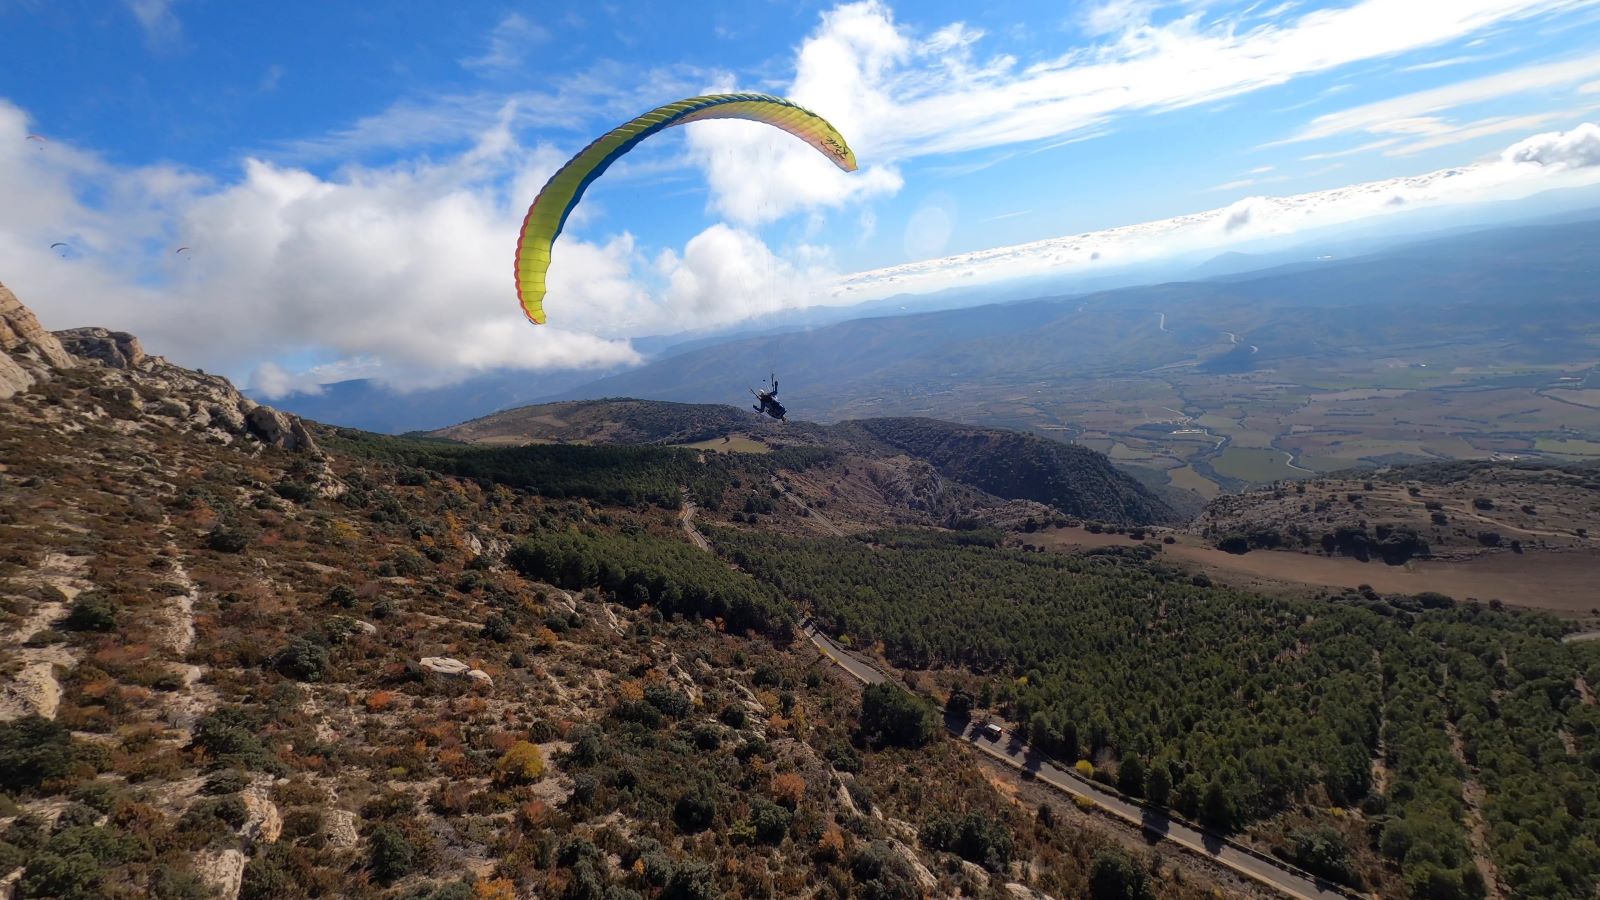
[{"xmin": 4, "ymin": 0, "xmax": 1600, "ymax": 393}]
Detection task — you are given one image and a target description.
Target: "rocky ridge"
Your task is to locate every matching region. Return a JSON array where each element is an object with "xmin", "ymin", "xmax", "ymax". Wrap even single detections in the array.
[{"xmin": 1, "ymin": 279, "xmax": 320, "ymax": 456}]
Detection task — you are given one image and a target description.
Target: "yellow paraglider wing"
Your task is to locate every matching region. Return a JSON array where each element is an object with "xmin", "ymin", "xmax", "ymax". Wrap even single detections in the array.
[{"xmin": 514, "ymin": 93, "xmax": 857, "ymax": 326}]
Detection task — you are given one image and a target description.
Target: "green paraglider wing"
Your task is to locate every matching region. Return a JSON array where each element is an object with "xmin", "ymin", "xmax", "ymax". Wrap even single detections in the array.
[{"xmin": 514, "ymin": 93, "xmax": 857, "ymax": 326}]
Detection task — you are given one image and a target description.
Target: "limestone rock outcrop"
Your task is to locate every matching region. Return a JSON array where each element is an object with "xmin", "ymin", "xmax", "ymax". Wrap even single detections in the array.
[
  {"xmin": 419, "ymin": 656, "xmax": 494, "ymax": 688},
  {"xmin": 0, "ymin": 281, "xmax": 75, "ymax": 369},
  {"xmin": 55, "ymin": 327, "xmax": 146, "ymax": 369},
  {"xmin": 1, "ymin": 279, "xmax": 325, "ymax": 458},
  {"xmin": 0, "ymin": 280, "xmax": 74, "ymax": 398}
]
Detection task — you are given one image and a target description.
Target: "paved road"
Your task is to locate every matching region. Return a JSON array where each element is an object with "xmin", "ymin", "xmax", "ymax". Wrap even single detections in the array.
[
  {"xmin": 801, "ymin": 621, "xmax": 884, "ymax": 684},
  {"xmin": 678, "ymin": 489, "xmax": 711, "ymax": 552},
  {"xmin": 802, "ymin": 622, "xmax": 1356, "ymax": 900}
]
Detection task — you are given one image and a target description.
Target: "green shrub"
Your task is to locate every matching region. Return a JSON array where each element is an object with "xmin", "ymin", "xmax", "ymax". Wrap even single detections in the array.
[
  {"xmin": 1284, "ymin": 825, "xmax": 1356, "ymax": 886},
  {"xmin": 858, "ymin": 683, "xmax": 937, "ymax": 749},
  {"xmin": 271, "ymin": 638, "xmax": 329, "ymax": 682},
  {"xmin": 644, "ymin": 685, "xmax": 691, "ymax": 718},
  {"xmin": 849, "ymin": 841, "xmax": 919, "ymax": 900},
  {"xmin": 1089, "ymin": 849, "xmax": 1154, "ymax": 900},
  {"xmin": 368, "ymin": 824, "xmax": 416, "ymax": 884},
  {"xmin": 0, "ymin": 715, "xmax": 73, "ymax": 792},
  {"xmin": 718, "ymin": 704, "xmax": 747, "ymax": 728},
  {"xmin": 919, "ymin": 811, "xmax": 1013, "ymax": 871},
  {"xmin": 672, "ymin": 790, "xmax": 717, "ymax": 833},
  {"xmin": 191, "ymin": 708, "xmax": 271, "ymax": 771},
  {"xmin": 206, "ymin": 525, "xmax": 249, "ymax": 553},
  {"xmin": 62, "ymin": 594, "xmax": 117, "ymax": 632},
  {"xmin": 20, "ymin": 851, "xmax": 103, "ymax": 899},
  {"xmin": 749, "ymin": 798, "xmax": 792, "ymax": 844},
  {"xmin": 824, "ymin": 742, "xmax": 862, "ymax": 773},
  {"xmin": 272, "ymin": 481, "xmax": 316, "ymax": 503}
]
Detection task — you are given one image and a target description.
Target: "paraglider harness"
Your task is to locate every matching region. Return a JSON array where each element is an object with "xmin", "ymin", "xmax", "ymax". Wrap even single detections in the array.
[{"xmin": 751, "ymin": 374, "xmax": 786, "ymax": 421}]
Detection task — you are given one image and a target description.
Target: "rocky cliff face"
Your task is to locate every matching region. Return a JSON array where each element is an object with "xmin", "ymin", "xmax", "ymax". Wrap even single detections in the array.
[
  {"xmin": 0, "ymin": 279, "xmax": 320, "ymax": 456},
  {"xmin": 56, "ymin": 326, "xmax": 146, "ymax": 370},
  {"xmin": 0, "ymin": 281, "xmax": 75, "ymax": 399}
]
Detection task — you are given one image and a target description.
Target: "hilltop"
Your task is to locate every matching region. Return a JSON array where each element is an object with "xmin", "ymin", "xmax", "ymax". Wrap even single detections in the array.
[
  {"xmin": 432, "ymin": 398, "xmax": 1179, "ymax": 526},
  {"xmin": 1196, "ymin": 460, "xmax": 1600, "ymax": 561}
]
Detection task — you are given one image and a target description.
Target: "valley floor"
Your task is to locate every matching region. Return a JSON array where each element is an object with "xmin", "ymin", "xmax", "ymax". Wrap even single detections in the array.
[{"xmin": 1034, "ymin": 527, "xmax": 1600, "ymax": 616}]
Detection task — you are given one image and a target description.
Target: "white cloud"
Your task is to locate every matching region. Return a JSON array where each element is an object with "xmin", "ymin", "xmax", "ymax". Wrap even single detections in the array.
[
  {"xmin": 1280, "ymin": 53, "xmax": 1600, "ymax": 145},
  {"xmin": 124, "ymin": 0, "xmax": 181, "ymax": 48},
  {"xmin": 1299, "ymin": 137, "xmax": 1402, "ymax": 160},
  {"xmin": 834, "ymin": 122, "xmax": 1600, "ymax": 299},
  {"xmin": 250, "ymin": 361, "xmax": 324, "ymax": 400},
  {"xmin": 0, "ymin": 92, "xmax": 843, "ymax": 392},
  {"xmin": 1398, "ymin": 53, "xmax": 1501, "ymax": 72},
  {"xmin": 855, "ymin": 0, "xmax": 1589, "ymax": 159},
  {"xmin": 1502, "ymin": 120, "xmax": 1600, "ymax": 166},
  {"xmin": 1384, "ymin": 110, "xmax": 1572, "ymax": 155},
  {"xmin": 461, "ymin": 13, "xmax": 551, "ymax": 71},
  {"xmin": 259, "ymin": 65, "xmax": 286, "ymax": 93},
  {"xmin": 654, "ymin": 224, "xmax": 829, "ymax": 326},
  {"xmin": 0, "ymin": 99, "xmax": 649, "ymax": 390},
  {"xmin": 685, "ymin": 0, "xmax": 1594, "ymax": 223}
]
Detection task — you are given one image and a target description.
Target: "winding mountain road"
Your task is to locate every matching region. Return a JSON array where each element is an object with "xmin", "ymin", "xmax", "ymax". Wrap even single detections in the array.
[
  {"xmin": 678, "ymin": 489, "xmax": 711, "ymax": 552},
  {"xmin": 801, "ymin": 622, "xmax": 1358, "ymax": 900}
]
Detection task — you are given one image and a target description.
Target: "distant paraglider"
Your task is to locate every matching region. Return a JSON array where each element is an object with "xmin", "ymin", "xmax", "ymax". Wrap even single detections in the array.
[
  {"xmin": 174, "ymin": 246, "xmax": 192, "ymax": 258},
  {"xmin": 513, "ymin": 93, "xmax": 857, "ymax": 327},
  {"xmin": 26, "ymin": 134, "xmax": 45, "ymax": 147},
  {"xmin": 49, "ymin": 242, "xmax": 69, "ymax": 258}
]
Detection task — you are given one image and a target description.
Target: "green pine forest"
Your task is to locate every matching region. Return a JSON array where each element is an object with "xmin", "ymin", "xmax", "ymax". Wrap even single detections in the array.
[{"xmin": 711, "ymin": 528, "xmax": 1600, "ymax": 898}]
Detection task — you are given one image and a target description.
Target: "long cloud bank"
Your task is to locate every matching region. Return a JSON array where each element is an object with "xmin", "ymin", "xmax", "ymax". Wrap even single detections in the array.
[{"xmin": 832, "ymin": 123, "xmax": 1600, "ymax": 299}]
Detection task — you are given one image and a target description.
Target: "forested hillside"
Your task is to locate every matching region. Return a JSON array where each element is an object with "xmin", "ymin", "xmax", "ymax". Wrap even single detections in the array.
[
  {"xmin": 713, "ymin": 528, "xmax": 1600, "ymax": 898},
  {"xmin": 1195, "ymin": 458, "xmax": 1600, "ymax": 561},
  {"xmin": 842, "ymin": 418, "xmax": 1177, "ymax": 525},
  {"xmin": 432, "ymin": 399, "xmax": 801, "ymax": 447},
  {"xmin": 323, "ymin": 427, "xmax": 834, "ymax": 511},
  {"xmin": 432, "ymin": 400, "xmax": 1177, "ymax": 527}
]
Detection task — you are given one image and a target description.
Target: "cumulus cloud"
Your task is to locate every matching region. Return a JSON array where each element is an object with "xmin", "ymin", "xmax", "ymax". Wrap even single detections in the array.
[
  {"xmin": 654, "ymin": 224, "xmax": 830, "ymax": 325},
  {"xmin": 250, "ymin": 361, "xmax": 324, "ymax": 400},
  {"xmin": 0, "ymin": 99, "xmax": 648, "ymax": 391},
  {"xmin": 834, "ymin": 122, "xmax": 1600, "ymax": 299},
  {"xmin": 1503, "ymin": 120, "xmax": 1600, "ymax": 166}
]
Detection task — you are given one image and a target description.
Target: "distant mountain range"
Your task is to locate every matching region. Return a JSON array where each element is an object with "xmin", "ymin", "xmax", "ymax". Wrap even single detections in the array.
[{"xmin": 264, "ymin": 211, "xmax": 1600, "ymax": 435}]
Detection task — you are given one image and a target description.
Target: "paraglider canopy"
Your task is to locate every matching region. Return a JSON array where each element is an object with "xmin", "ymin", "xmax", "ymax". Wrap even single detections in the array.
[{"xmin": 513, "ymin": 92, "xmax": 857, "ymax": 327}]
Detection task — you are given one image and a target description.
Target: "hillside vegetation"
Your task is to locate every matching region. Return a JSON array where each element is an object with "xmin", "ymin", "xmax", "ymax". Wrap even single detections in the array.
[
  {"xmin": 714, "ymin": 527, "xmax": 1600, "ymax": 898},
  {"xmin": 1195, "ymin": 460, "xmax": 1600, "ymax": 562},
  {"xmin": 842, "ymin": 418, "xmax": 1177, "ymax": 525},
  {"xmin": 432, "ymin": 399, "xmax": 1176, "ymax": 527},
  {"xmin": 1, "ymin": 286, "xmax": 1250, "ymax": 900}
]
